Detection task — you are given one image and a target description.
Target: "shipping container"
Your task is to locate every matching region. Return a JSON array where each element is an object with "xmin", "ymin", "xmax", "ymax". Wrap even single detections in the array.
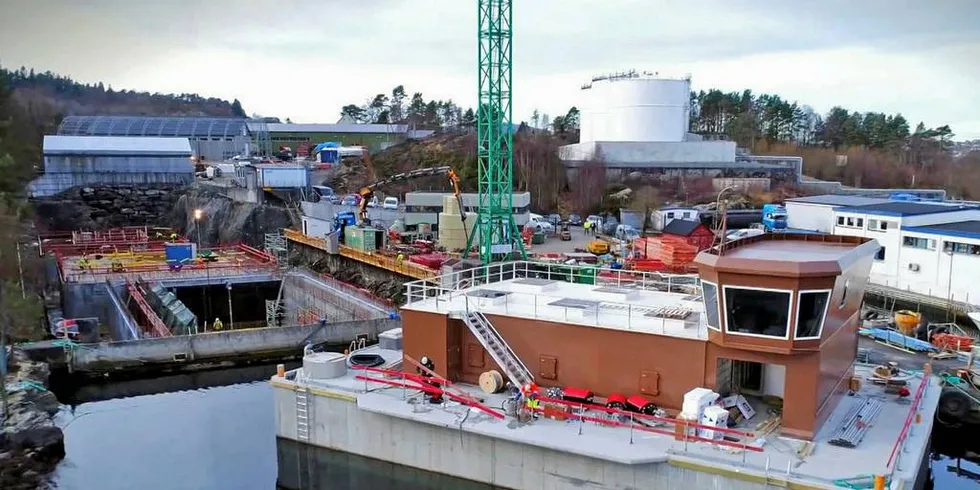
[{"xmin": 256, "ymin": 164, "xmax": 310, "ymax": 188}]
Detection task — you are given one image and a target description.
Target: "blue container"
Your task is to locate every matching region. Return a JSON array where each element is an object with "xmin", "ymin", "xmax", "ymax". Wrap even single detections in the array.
[{"xmin": 165, "ymin": 243, "xmax": 196, "ymax": 263}]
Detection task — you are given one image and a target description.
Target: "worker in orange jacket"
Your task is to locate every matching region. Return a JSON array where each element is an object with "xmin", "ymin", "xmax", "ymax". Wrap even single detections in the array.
[{"xmin": 522, "ymin": 382, "xmax": 540, "ymax": 417}]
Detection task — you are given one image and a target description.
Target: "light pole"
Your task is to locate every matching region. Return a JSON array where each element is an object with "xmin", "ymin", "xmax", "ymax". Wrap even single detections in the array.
[
  {"xmin": 945, "ymin": 248, "xmax": 955, "ymax": 322},
  {"xmin": 194, "ymin": 209, "xmax": 210, "ymax": 331},
  {"xmin": 226, "ymin": 282, "xmax": 234, "ymax": 330}
]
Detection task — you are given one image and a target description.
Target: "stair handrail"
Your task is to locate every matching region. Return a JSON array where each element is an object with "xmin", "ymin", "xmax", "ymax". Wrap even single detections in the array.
[{"xmin": 467, "ymin": 310, "xmax": 532, "ymax": 385}]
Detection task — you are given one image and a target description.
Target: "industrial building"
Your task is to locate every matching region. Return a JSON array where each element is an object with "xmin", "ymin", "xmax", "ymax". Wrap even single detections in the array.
[
  {"xmin": 57, "ymin": 115, "xmax": 251, "ymax": 162},
  {"xmin": 29, "ymin": 135, "xmax": 195, "ymax": 197},
  {"xmin": 247, "ymin": 122, "xmax": 435, "ymax": 155},
  {"xmin": 404, "ymin": 191, "xmax": 531, "ymax": 227},
  {"xmin": 785, "ymin": 195, "xmax": 980, "ymax": 306},
  {"xmin": 559, "ymin": 71, "xmax": 802, "ymax": 183}
]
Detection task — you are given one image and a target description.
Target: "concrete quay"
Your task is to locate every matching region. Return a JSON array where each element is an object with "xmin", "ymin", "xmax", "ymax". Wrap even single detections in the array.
[{"xmin": 24, "ymin": 318, "xmax": 400, "ymax": 375}]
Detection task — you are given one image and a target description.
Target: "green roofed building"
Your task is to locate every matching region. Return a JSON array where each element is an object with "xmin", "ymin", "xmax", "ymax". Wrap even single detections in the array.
[{"xmin": 247, "ymin": 121, "xmax": 435, "ymax": 155}]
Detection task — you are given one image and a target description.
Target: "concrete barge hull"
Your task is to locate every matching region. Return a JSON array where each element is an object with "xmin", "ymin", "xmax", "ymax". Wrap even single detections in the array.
[{"xmin": 273, "ymin": 377, "xmax": 931, "ymax": 490}]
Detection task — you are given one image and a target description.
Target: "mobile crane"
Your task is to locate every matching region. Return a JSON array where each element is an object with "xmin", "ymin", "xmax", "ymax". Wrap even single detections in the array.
[{"xmin": 356, "ymin": 166, "xmax": 469, "ymax": 245}]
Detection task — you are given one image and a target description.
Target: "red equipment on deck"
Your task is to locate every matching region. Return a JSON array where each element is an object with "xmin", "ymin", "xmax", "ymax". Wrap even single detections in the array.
[
  {"xmin": 932, "ymin": 333, "xmax": 974, "ymax": 351},
  {"xmin": 561, "ymin": 387, "xmax": 595, "ymax": 404}
]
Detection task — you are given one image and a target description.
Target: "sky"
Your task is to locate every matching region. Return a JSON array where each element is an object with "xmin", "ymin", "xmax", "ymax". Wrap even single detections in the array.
[{"xmin": 1, "ymin": 0, "xmax": 978, "ymax": 139}]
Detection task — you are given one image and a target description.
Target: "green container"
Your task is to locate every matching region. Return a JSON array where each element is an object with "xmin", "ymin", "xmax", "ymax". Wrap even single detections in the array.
[
  {"xmin": 345, "ymin": 227, "xmax": 379, "ymax": 252},
  {"xmin": 532, "ymin": 232, "xmax": 546, "ymax": 245}
]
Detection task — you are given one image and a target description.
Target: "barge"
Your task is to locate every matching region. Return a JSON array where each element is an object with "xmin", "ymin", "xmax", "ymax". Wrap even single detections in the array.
[{"xmin": 273, "ymin": 234, "xmax": 941, "ymax": 490}]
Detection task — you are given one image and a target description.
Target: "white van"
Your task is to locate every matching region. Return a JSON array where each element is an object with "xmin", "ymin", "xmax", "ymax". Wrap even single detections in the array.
[{"xmin": 382, "ymin": 197, "xmax": 399, "ymax": 210}]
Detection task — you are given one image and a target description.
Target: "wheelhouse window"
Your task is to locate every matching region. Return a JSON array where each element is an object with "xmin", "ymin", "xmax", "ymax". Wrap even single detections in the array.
[
  {"xmin": 701, "ymin": 281, "xmax": 721, "ymax": 331},
  {"xmin": 796, "ymin": 291, "xmax": 830, "ymax": 339},
  {"xmin": 724, "ymin": 287, "xmax": 791, "ymax": 339}
]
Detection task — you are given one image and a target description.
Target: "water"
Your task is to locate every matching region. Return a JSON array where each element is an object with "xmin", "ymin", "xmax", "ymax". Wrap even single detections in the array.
[{"xmin": 47, "ymin": 365, "xmax": 979, "ymax": 490}]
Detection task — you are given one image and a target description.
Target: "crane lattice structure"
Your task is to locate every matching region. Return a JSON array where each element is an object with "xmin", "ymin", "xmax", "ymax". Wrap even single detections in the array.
[{"xmin": 466, "ymin": 0, "xmax": 527, "ymax": 263}]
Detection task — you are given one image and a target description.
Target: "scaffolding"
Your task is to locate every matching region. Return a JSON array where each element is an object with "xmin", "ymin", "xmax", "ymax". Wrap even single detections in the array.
[{"xmin": 265, "ymin": 232, "xmax": 288, "ymax": 265}]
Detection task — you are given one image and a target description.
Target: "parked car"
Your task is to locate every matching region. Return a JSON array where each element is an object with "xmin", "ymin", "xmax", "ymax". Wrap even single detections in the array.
[
  {"xmin": 568, "ymin": 214, "xmax": 583, "ymax": 226},
  {"xmin": 601, "ymin": 217, "xmax": 620, "ymax": 236},
  {"xmin": 367, "ymin": 197, "xmax": 379, "ymax": 208},
  {"xmin": 341, "ymin": 195, "xmax": 360, "ymax": 206},
  {"xmin": 527, "ymin": 213, "xmax": 555, "ymax": 233},
  {"xmin": 586, "ymin": 215, "xmax": 601, "ymax": 228},
  {"xmin": 615, "ymin": 224, "xmax": 640, "ymax": 241},
  {"xmin": 547, "ymin": 214, "xmax": 561, "ymax": 227},
  {"xmin": 383, "ymin": 197, "xmax": 399, "ymax": 210}
]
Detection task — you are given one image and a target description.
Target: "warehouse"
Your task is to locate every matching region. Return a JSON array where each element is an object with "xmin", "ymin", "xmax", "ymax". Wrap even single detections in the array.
[
  {"xmin": 58, "ymin": 115, "xmax": 250, "ymax": 161},
  {"xmin": 29, "ymin": 135, "xmax": 194, "ymax": 197},
  {"xmin": 250, "ymin": 122, "xmax": 434, "ymax": 155}
]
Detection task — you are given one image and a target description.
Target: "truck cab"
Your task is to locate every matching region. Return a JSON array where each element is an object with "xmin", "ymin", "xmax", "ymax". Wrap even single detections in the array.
[{"xmin": 761, "ymin": 204, "xmax": 787, "ymax": 231}]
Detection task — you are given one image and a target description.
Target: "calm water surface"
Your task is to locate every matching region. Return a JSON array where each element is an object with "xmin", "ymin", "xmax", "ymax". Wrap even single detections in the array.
[{"xmin": 48, "ymin": 365, "xmax": 978, "ymax": 490}]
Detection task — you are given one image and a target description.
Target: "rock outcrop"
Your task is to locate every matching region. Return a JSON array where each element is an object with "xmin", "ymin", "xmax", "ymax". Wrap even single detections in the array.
[
  {"xmin": 171, "ymin": 184, "xmax": 293, "ymax": 248},
  {"xmin": 33, "ymin": 185, "xmax": 184, "ymax": 231},
  {"xmin": 1, "ymin": 349, "xmax": 65, "ymax": 490}
]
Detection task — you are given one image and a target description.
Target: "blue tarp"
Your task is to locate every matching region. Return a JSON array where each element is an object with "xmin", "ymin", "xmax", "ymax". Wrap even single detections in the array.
[{"xmin": 859, "ymin": 328, "xmax": 938, "ymax": 352}]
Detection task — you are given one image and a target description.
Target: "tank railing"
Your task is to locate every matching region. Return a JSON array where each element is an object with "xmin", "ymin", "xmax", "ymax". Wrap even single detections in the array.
[{"xmin": 885, "ymin": 371, "xmax": 930, "ymax": 475}]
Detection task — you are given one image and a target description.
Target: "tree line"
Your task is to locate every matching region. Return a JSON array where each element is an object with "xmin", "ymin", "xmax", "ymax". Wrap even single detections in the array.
[
  {"xmin": 688, "ymin": 89, "xmax": 957, "ymax": 160},
  {"xmin": 340, "ymin": 85, "xmax": 476, "ymax": 129}
]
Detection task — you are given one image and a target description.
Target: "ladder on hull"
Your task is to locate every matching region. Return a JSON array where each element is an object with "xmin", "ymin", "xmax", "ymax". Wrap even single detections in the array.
[
  {"xmin": 295, "ymin": 388, "xmax": 311, "ymax": 442},
  {"xmin": 459, "ymin": 311, "xmax": 533, "ymax": 389}
]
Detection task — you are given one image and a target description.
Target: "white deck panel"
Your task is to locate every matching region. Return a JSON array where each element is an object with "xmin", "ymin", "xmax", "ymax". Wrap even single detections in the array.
[
  {"xmin": 403, "ymin": 278, "xmax": 708, "ymax": 340},
  {"xmin": 280, "ymin": 349, "xmax": 940, "ymax": 489}
]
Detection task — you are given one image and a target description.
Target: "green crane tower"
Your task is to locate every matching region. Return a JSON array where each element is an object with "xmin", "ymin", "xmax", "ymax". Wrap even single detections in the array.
[{"xmin": 467, "ymin": 0, "xmax": 527, "ymax": 263}]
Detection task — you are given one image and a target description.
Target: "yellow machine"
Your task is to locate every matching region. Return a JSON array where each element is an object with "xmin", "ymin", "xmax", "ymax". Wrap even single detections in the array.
[
  {"xmin": 357, "ymin": 166, "xmax": 468, "ymax": 244},
  {"xmin": 586, "ymin": 239, "xmax": 610, "ymax": 255}
]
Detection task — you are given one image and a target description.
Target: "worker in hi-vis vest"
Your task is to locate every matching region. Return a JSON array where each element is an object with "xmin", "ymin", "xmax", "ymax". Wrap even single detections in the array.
[{"xmin": 212, "ymin": 318, "xmax": 224, "ymax": 331}]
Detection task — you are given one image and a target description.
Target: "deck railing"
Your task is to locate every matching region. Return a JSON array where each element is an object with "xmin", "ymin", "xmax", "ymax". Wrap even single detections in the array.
[
  {"xmin": 885, "ymin": 369, "xmax": 931, "ymax": 475},
  {"xmin": 404, "ymin": 260, "xmax": 700, "ymax": 303}
]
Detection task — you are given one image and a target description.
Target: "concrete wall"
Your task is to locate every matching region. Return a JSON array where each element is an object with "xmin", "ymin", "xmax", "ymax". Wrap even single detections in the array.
[
  {"xmin": 104, "ymin": 283, "xmax": 140, "ymax": 341},
  {"xmin": 68, "ymin": 318, "xmax": 400, "ymax": 371},
  {"xmin": 64, "ymin": 282, "xmax": 111, "ymax": 323}
]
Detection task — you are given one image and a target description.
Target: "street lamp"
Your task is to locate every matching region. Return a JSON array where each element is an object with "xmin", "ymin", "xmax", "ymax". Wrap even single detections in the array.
[{"xmin": 193, "ymin": 208, "xmax": 210, "ymax": 330}]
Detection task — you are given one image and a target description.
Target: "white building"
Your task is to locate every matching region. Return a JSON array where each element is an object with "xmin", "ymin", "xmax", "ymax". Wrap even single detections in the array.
[
  {"xmin": 651, "ymin": 206, "xmax": 700, "ymax": 231},
  {"xmin": 404, "ymin": 192, "xmax": 531, "ymax": 228},
  {"xmin": 29, "ymin": 135, "xmax": 195, "ymax": 197},
  {"xmin": 784, "ymin": 195, "xmax": 980, "ymax": 305}
]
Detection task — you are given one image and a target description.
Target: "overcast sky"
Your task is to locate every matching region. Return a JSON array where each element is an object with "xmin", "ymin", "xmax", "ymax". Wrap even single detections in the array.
[{"xmin": 2, "ymin": 0, "xmax": 978, "ymax": 139}]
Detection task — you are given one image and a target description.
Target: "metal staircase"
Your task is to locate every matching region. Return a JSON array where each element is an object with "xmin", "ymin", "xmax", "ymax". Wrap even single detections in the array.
[
  {"xmin": 295, "ymin": 388, "xmax": 311, "ymax": 442},
  {"xmin": 460, "ymin": 311, "xmax": 533, "ymax": 389}
]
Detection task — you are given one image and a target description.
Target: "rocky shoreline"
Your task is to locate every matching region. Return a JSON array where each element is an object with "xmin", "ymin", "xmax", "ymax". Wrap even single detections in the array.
[{"xmin": 1, "ymin": 349, "xmax": 65, "ymax": 490}]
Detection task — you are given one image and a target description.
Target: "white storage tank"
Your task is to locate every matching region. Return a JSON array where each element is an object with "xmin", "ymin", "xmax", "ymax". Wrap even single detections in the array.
[
  {"xmin": 302, "ymin": 351, "xmax": 347, "ymax": 379},
  {"xmin": 438, "ymin": 195, "xmax": 478, "ymax": 252},
  {"xmin": 581, "ymin": 72, "xmax": 691, "ymax": 143}
]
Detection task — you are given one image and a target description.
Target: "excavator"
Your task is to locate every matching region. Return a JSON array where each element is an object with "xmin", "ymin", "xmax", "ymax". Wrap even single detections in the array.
[{"xmin": 356, "ymin": 165, "xmax": 469, "ymax": 245}]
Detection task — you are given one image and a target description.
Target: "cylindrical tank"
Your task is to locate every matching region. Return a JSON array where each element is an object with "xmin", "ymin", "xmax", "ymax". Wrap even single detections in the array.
[
  {"xmin": 581, "ymin": 73, "xmax": 691, "ymax": 143},
  {"xmin": 438, "ymin": 195, "xmax": 478, "ymax": 251}
]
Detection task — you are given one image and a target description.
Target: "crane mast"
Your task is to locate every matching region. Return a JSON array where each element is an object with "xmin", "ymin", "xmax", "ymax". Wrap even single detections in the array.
[{"xmin": 467, "ymin": 0, "xmax": 527, "ymax": 263}]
